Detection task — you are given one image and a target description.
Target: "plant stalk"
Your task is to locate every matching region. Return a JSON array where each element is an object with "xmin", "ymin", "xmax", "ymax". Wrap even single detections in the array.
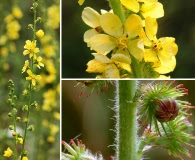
[
  {"xmin": 109, "ymin": 0, "xmax": 126, "ymax": 25},
  {"xmin": 115, "ymin": 80, "xmax": 138, "ymax": 160}
]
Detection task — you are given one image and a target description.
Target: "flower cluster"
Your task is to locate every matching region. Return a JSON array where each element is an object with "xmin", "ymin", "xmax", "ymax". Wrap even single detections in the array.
[{"xmin": 82, "ymin": 1, "xmax": 178, "ymax": 78}]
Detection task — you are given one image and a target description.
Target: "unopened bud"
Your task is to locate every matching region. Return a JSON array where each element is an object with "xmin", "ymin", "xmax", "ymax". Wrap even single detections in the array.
[{"xmin": 155, "ymin": 98, "xmax": 179, "ymax": 122}]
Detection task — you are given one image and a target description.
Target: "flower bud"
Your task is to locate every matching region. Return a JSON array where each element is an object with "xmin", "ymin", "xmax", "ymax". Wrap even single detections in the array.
[
  {"xmin": 36, "ymin": 29, "xmax": 44, "ymax": 38},
  {"xmin": 9, "ymin": 125, "xmax": 14, "ymax": 130},
  {"xmin": 155, "ymin": 98, "xmax": 179, "ymax": 122}
]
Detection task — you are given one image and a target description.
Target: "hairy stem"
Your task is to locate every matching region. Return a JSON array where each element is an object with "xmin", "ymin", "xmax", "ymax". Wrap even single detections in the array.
[{"xmin": 115, "ymin": 80, "xmax": 138, "ymax": 160}]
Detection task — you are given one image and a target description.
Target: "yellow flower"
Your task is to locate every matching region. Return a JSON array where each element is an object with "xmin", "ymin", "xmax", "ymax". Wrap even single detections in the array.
[
  {"xmin": 86, "ymin": 53, "xmax": 132, "ymax": 78},
  {"xmin": 120, "ymin": 0, "xmax": 140, "ymax": 13},
  {"xmin": 22, "ymin": 156, "xmax": 28, "ymax": 160},
  {"xmin": 142, "ymin": 17, "xmax": 178, "ymax": 74},
  {"xmin": 3, "ymin": 147, "xmax": 13, "ymax": 157},
  {"xmin": 23, "ymin": 40, "xmax": 39, "ymax": 58},
  {"xmin": 36, "ymin": 29, "xmax": 44, "ymax": 38},
  {"xmin": 47, "ymin": 5, "xmax": 60, "ymax": 29},
  {"xmin": 35, "ymin": 56, "xmax": 44, "ymax": 69},
  {"xmin": 22, "ymin": 60, "xmax": 29, "ymax": 73},
  {"xmin": 50, "ymin": 124, "xmax": 59, "ymax": 135},
  {"xmin": 6, "ymin": 20, "xmax": 21, "ymax": 40},
  {"xmin": 26, "ymin": 69, "xmax": 42, "ymax": 86},
  {"xmin": 140, "ymin": 0, "xmax": 164, "ymax": 19},
  {"xmin": 53, "ymin": 112, "xmax": 60, "ymax": 120},
  {"xmin": 17, "ymin": 137, "xmax": 23, "ymax": 144},
  {"xmin": 47, "ymin": 136, "xmax": 55, "ymax": 143},
  {"xmin": 78, "ymin": 0, "xmax": 85, "ymax": 5},
  {"xmin": 120, "ymin": 0, "xmax": 164, "ymax": 19},
  {"xmin": 89, "ymin": 13, "xmax": 144, "ymax": 61},
  {"xmin": 12, "ymin": 6, "xmax": 23, "ymax": 19}
]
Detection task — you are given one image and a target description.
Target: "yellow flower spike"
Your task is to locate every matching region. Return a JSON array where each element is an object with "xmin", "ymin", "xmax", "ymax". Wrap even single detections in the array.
[
  {"xmin": 78, "ymin": 0, "xmax": 85, "ymax": 5},
  {"xmin": 26, "ymin": 69, "xmax": 42, "ymax": 86},
  {"xmin": 120, "ymin": 0, "xmax": 140, "ymax": 13},
  {"xmin": 23, "ymin": 40, "xmax": 39, "ymax": 58},
  {"xmin": 3, "ymin": 147, "xmax": 13, "ymax": 157},
  {"xmin": 22, "ymin": 60, "xmax": 29, "ymax": 73},
  {"xmin": 36, "ymin": 29, "xmax": 44, "ymax": 38}
]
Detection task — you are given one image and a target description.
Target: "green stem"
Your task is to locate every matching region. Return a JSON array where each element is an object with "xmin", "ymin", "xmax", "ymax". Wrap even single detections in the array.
[
  {"xmin": 109, "ymin": 0, "xmax": 126, "ymax": 24},
  {"xmin": 21, "ymin": 84, "xmax": 32, "ymax": 160},
  {"xmin": 21, "ymin": 0, "xmax": 37, "ymax": 158},
  {"xmin": 115, "ymin": 80, "xmax": 138, "ymax": 160}
]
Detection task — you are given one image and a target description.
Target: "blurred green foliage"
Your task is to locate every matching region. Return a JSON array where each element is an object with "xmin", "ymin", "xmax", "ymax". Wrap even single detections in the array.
[{"xmin": 62, "ymin": 0, "xmax": 195, "ymax": 78}]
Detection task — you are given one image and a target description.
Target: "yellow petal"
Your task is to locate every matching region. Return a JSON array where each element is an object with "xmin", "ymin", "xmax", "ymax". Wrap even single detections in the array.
[
  {"xmin": 92, "ymin": 53, "xmax": 113, "ymax": 63},
  {"xmin": 158, "ymin": 75, "xmax": 170, "ymax": 79},
  {"xmin": 125, "ymin": 14, "xmax": 142, "ymax": 38},
  {"xmin": 100, "ymin": 13, "xmax": 123, "ymax": 37},
  {"xmin": 82, "ymin": 7, "xmax": 100, "ymax": 28},
  {"xmin": 23, "ymin": 50, "xmax": 29, "ymax": 55},
  {"xmin": 127, "ymin": 39, "xmax": 144, "ymax": 61},
  {"xmin": 26, "ymin": 76, "xmax": 32, "ymax": 81},
  {"xmin": 139, "ymin": 28, "xmax": 151, "ymax": 46},
  {"xmin": 78, "ymin": 0, "xmax": 85, "ymax": 5},
  {"xmin": 84, "ymin": 29, "xmax": 99, "ymax": 46},
  {"xmin": 86, "ymin": 59, "xmax": 107, "ymax": 73},
  {"xmin": 159, "ymin": 37, "xmax": 178, "ymax": 56},
  {"xmin": 144, "ymin": 49, "xmax": 158, "ymax": 62},
  {"xmin": 104, "ymin": 64, "xmax": 120, "ymax": 78},
  {"xmin": 111, "ymin": 49, "xmax": 131, "ymax": 64},
  {"xmin": 139, "ymin": 0, "xmax": 157, "ymax": 3},
  {"xmin": 117, "ymin": 63, "xmax": 131, "ymax": 72},
  {"xmin": 27, "ymin": 69, "xmax": 33, "ymax": 76},
  {"xmin": 141, "ymin": 2, "xmax": 164, "ymax": 19},
  {"xmin": 89, "ymin": 34, "xmax": 116, "ymax": 55},
  {"xmin": 32, "ymin": 79, "xmax": 36, "ymax": 86},
  {"xmin": 145, "ymin": 17, "xmax": 157, "ymax": 40},
  {"xmin": 35, "ymin": 75, "xmax": 42, "ymax": 80},
  {"xmin": 120, "ymin": 0, "xmax": 139, "ymax": 13},
  {"xmin": 154, "ymin": 56, "xmax": 176, "ymax": 74}
]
